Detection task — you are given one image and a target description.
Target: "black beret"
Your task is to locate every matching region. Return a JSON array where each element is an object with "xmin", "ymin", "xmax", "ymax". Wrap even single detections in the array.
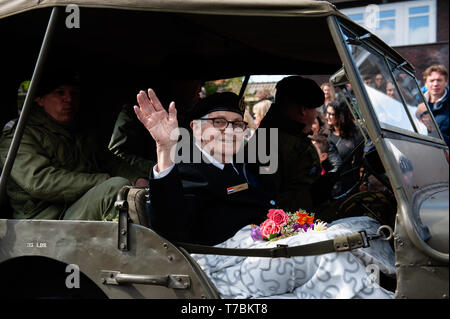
[
  {"xmin": 190, "ymin": 92, "xmax": 245, "ymax": 120},
  {"xmin": 275, "ymin": 76, "xmax": 324, "ymax": 109}
]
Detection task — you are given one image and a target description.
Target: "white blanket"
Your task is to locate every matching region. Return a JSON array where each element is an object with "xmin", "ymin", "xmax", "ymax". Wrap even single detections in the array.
[{"xmin": 192, "ymin": 216, "xmax": 396, "ymax": 299}]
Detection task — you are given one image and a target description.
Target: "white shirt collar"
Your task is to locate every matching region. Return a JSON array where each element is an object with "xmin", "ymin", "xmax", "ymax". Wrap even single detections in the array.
[
  {"xmin": 194, "ymin": 142, "xmax": 225, "ymax": 170},
  {"xmin": 425, "ymin": 87, "xmax": 448, "ymax": 104},
  {"xmin": 194, "ymin": 142, "xmax": 239, "ymax": 173}
]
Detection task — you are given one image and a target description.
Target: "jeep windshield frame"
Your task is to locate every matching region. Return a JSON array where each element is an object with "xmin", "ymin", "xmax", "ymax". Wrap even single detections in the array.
[
  {"xmin": 329, "ymin": 15, "xmax": 449, "ymax": 264},
  {"xmin": 336, "ymin": 21, "xmax": 445, "ymax": 147}
]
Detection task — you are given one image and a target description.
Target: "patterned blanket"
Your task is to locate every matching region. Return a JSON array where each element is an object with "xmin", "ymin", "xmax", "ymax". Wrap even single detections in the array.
[{"xmin": 192, "ymin": 216, "xmax": 396, "ymax": 299}]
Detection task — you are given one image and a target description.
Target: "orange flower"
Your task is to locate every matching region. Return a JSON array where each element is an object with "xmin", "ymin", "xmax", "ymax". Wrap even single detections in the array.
[
  {"xmin": 296, "ymin": 211, "xmax": 314, "ymax": 225},
  {"xmin": 296, "ymin": 212, "xmax": 308, "ymax": 219},
  {"xmin": 306, "ymin": 215, "xmax": 315, "ymax": 224}
]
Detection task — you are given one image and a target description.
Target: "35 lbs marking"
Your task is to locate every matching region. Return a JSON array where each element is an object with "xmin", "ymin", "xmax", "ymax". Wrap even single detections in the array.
[{"xmin": 26, "ymin": 242, "xmax": 47, "ymax": 248}]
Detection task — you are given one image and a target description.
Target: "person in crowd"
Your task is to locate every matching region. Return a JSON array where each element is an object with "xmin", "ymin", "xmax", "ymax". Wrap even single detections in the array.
[
  {"xmin": 134, "ymin": 90, "xmax": 276, "ymax": 245},
  {"xmin": 311, "ymin": 112, "xmax": 329, "ymax": 136},
  {"xmin": 0, "ymin": 71, "xmax": 148, "ymax": 220},
  {"xmin": 325, "ymin": 99, "xmax": 363, "ymax": 195},
  {"xmin": 385, "ymin": 81, "xmax": 397, "ymax": 99},
  {"xmin": 325, "ymin": 99, "xmax": 362, "ymax": 160},
  {"xmin": 108, "ymin": 78, "xmax": 204, "ymax": 176},
  {"xmin": 415, "ymin": 102, "xmax": 440, "ymax": 139},
  {"xmin": 310, "ymin": 114, "xmax": 341, "ymax": 174},
  {"xmin": 243, "ymin": 108, "xmax": 257, "ymax": 139},
  {"xmin": 255, "ymin": 88, "xmax": 274, "ymax": 102},
  {"xmin": 250, "ymin": 75, "xmax": 323, "ymax": 212},
  {"xmin": 252, "ymin": 99, "xmax": 271, "ymax": 128},
  {"xmin": 362, "ymin": 75, "xmax": 374, "ymax": 88},
  {"xmin": 310, "ymin": 133, "xmax": 342, "ymax": 176},
  {"xmin": 309, "ymin": 133, "xmax": 342, "ymax": 205},
  {"xmin": 374, "ymin": 73, "xmax": 386, "ymax": 93},
  {"xmin": 422, "ymin": 64, "xmax": 449, "ymax": 145},
  {"xmin": 318, "ymin": 82, "xmax": 335, "ymax": 114},
  {"xmin": 311, "ymin": 134, "xmax": 329, "ymax": 175}
]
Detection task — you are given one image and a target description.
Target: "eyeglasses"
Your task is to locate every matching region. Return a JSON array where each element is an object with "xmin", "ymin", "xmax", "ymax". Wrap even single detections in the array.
[
  {"xmin": 418, "ymin": 110, "xmax": 430, "ymax": 119},
  {"xmin": 199, "ymin": 117, "xmax": 248, "ymax": 131}
]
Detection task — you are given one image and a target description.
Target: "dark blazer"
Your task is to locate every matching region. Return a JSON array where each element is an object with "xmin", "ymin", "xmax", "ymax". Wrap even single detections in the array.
[{"xmin": 148, "ymin": 161, "xmax": 276, "ymax": 246}]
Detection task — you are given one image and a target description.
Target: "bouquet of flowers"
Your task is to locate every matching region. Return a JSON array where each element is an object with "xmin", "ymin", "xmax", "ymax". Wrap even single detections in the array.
[{"xmin": 251, "ymin": 209, "xmax": 328, "ymax": 242}]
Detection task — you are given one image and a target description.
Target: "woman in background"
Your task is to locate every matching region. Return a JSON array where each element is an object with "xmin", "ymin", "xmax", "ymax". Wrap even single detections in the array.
[
  {"xmin": 319, "ymin": 82, "xmax": 335, "ymax": 114},
  {"xmin": 325, "ymin": 99, "xmax": 363, "ymax": 195},
  {"xmin": 252, "ymin": 99, "xmax": 271, "ymax": 128}
]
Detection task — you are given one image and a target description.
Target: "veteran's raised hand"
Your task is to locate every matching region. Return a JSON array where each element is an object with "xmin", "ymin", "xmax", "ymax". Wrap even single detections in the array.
[{"xmin": 134, "ymin": 89, "xmax": 179, "ymax": 150}]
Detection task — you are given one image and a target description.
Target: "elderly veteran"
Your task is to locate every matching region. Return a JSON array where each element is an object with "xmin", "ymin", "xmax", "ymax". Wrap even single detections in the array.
[
  {"xmin": 0, "ymin": 72, "xmax": 148, "ymax": 220},
  {"xmin": 134, "ymin": 89, "xmax": 276, "ymax": 245}
]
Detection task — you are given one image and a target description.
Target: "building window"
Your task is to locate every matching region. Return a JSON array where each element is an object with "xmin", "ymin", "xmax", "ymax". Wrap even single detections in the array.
[{"xmin": 341, "ymin": 0, "xmax": 436, "ymax": 46}]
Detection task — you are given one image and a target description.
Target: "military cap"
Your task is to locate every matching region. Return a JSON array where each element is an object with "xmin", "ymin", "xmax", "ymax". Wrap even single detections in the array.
[
  {"xmin": 190, "ymin": 92, "xmax": 245, "ymax": 120},
  {"xmin": 275, "ymin": 75, "xmax": 324, "ymax": 109}
]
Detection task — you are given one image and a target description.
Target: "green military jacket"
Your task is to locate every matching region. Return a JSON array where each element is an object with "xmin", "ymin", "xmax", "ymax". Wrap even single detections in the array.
[
  {"xmin": 253, "ymin": 108, "xmax": 322, "ymax": 212},
  {"xmin": 108, "ymin": 105, "xmax": 155, "ymax": 176},
  {"xmin": 0, "ymin": 106, "xmax": 145, "ymax": 219}
]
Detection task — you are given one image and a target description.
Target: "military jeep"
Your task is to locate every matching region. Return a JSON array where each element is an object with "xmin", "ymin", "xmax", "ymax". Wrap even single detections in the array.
[{"xmin": 0, "ymin": 0, "xmax": 448, "ymax": 299}]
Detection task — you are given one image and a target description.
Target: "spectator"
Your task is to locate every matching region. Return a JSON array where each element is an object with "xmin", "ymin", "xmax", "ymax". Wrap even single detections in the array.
[
  {"xmin": 374, "ymin": 73, "xmax": 386, "ymax": 93},
  {"xmin": 309, "ymin": 133, "xmax": 341, "ymax": 205},
  {"xmin": 422, "ymin": 64, "xmax": 449, "ymax": 145},
  {"xmin": 310, "ymin": 134, "xmax": 329, "ymax": 175},
  {"xmin": 252, "ymin": 99, "xmax": 271, "ymax": 128},
  {"xmin": 325, "ymin": 99, "xmax": 363, "ymax": 195},
  {"xmin": 243, "ymin": 108, "xmax": 256, "ymax": 139},
  {"xmin": 256, "ymin": 88, "xmax": 274, "ymax": 102},
  {"xmin": 310, "ymin": 128, "xmax": 341, "ymax": 174},
  {"xmin": 345, "ymin": 83, "xmax": 354, "ymax": 96},
  {"xmin": 0, "ymin": 71, "xmax": 148, "ymax": 220},
  {"xmin": 363, "ymin": 75, "xmax": 374, "ymax": 87},
  {"xmin": 310, "ymin": 112, "xmax": 329, "ymax": 136},
  {"xmin": 415, "ymin": 102, "xmax": 440, "ymax": 139},
  {"xmin": 386, "ymin": 81, "xmax": 397, "ymax": 99},
  {"xmin": 318, "ymin": 82, "xmax": 335, "ymax": 114}
]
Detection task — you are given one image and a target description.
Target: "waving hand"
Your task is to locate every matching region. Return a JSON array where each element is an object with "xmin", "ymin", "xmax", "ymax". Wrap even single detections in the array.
[{"xmin": 134, "ymin": 89, "xmax": 179, "ymax": 150}]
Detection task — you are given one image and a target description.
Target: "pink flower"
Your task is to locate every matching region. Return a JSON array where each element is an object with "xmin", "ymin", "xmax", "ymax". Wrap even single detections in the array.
[
  {"xmin": 260, "ymin": 219, "xmax": 281, "ymax": 239},
  {"xmin": 267, "ymin": 209, "xmax": 288, "ymax": 226}
]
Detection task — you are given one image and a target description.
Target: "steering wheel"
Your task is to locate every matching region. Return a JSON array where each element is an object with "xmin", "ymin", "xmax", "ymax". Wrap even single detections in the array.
[{"xmin": 332, "ymin": 140, "xmax": 392, "ymax": 200}]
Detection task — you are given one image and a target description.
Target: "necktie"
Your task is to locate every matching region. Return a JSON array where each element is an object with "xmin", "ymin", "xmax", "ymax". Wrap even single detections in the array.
[{"xmin": 222, "ymin": 163, "xmax": 239, "ymax": 177}]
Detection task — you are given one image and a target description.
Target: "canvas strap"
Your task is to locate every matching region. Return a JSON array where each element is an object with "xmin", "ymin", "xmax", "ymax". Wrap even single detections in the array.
[{"xmin": 175, "ymin": 230, "xmax": 372, "ymax": 258}]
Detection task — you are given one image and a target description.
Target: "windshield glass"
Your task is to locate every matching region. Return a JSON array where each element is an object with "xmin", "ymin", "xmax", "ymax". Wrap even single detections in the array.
[
  {"xmin": 390, "ymin": 66, "xmax": 441, "ymax": 139},
  {"xmin": 341, "ymin": 27, "xmax": 442, "ymax": 142},
  {"xmin": 348, "ymin": 43, "xmax": 415, "ymax": 132}
]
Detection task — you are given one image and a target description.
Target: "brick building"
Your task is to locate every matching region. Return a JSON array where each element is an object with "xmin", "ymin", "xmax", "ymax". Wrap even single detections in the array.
[{"xmin": 329, "ymin": 0, "xmax": 449, "ymax": 85}]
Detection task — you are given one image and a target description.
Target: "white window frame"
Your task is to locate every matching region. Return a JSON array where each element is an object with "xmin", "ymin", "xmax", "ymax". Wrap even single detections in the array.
[{"xmin": 341, "ymin": 0, "xmax": 436, "ymax": 46}]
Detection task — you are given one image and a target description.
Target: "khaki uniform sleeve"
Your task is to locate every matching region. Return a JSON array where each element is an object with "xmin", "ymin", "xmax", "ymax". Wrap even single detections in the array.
[{"xmin": 4, "ymin": 132, "xmax": 109, "ymax": 203}]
